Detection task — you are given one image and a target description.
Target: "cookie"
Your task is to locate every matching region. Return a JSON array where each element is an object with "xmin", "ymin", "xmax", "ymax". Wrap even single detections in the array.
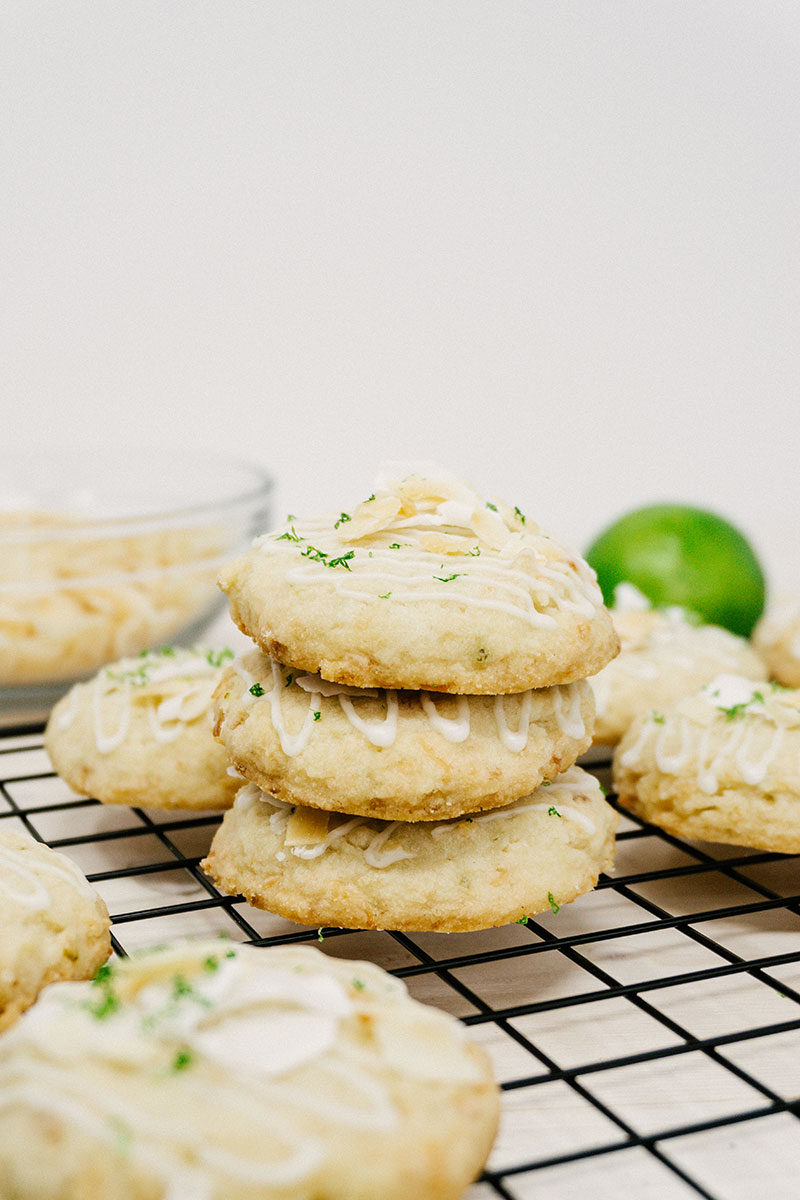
[
  {"xmin": 45, "ymin": 646, "xmax": 239, "ymax": 811},
  {"xmin": 219, "ymin": 467, "xmax": 618, "ymax": 693},
  {"xmin": 753, "ymin": 596, "xmax": 800, "ymax": 687},
  {"xmin": 213, "ymin": 650, "xmax": 594, "ymax": 821},
  {"xmin": 202, "ymin": 766, "xmax": 618, "ymax": 932},
  {"xmin": 591, "ymin": 607, "xmax": 767, "ymax": 746},
  {"xmin": 0, "ymin": 940, "xmax": 499, "ymax": 1200},
  {"xmin": 613, "ymin": 674, "xmax": 800, "ymax": 852},
  {"xmin": 0, "ymin": 827, "xmax": 111, "ymax": 1033}
]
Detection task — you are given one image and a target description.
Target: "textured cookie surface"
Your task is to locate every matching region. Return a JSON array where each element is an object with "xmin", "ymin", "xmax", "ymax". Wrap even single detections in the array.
[
  {"xmin": 0, "ymin": 828, "xmax": 110, "ymax": 1033},
  {"xmin": 591, "ymin": 607, "xmax": 767, "ymax": 746},
  {"xmin": 753, "ymin": 596, "xmax": 800, "ymax": 687},
  {"xmin": 219, "ymin": 467, "xmax": 618, "ymax": 693},
  {"xmin": 613, "ymin": 674, "xmax": 800, "ymax": 851},
  {"xmin": 202, "ymin": 767, "xmax": 618, "ymax": 932},
  {"xmin": 0, "ymin": 940, "xmax": 499, "ymax": 1200},
  {"xmin": 214, "ymin": 650, "xmax": 594, "ymax": 820},
  {"xmin": 46, "ymin": 647, "xmax": 239, "ymax": 811}
]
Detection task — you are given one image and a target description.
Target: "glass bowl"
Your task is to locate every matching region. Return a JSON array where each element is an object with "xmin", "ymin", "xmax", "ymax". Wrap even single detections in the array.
[{"xmin": 0, "ymin": 450, "xmax": 272, "ymax": 724}]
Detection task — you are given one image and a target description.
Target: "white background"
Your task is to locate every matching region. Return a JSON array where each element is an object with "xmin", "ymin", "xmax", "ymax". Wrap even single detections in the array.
[{"xmin": 2, "ymin": 2, "xmax": 798, "ymax": 586}]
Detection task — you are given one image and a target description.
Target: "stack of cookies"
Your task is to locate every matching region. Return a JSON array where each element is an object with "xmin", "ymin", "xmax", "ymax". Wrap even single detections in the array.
[{"xmin": 203, "ymin": 466, "xmax": 621, "ymax": 932}]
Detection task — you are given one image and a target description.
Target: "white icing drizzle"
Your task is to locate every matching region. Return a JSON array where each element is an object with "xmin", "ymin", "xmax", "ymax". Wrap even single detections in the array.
[
  {"xmin": 432, "ymin": 768, "xmax": 601, "ymax": 836},
  {"xmin": 264, "ymin": 661, "xmax": 400, "ymax": 754},
  {"xmin": 93, "ymin": 674, "xmax": 132, "ymax": 753},
  {"xmin": 0, "ymin": 836, "xmax": 98, "ymax": 910},
  {"xmin": 735, "ymin": 722, "xmax": 785, "ymax": 785},
  {"xmin": 284, "ymin": 556, "xmax": 559, "ymax": 628},
  {"xmin": 533, "ymin": 561, "xmax": 597, "ymax": 617},
  {"xmin": 234, "ymin": 782, "xmax": 262, "ymax": 812},
  {"xmin": 0, "ymin": 1066, "xmax": 324, "ymax": 1193},
  {"xmin": 278, "ymin": 1055, "xmax": 399, "ymax": 1130},
  {"xmin": 268, "ymin": 658, "xmax": 320, "ymax": 755},
  {"xmin": 0, "ymin": 942, "xmax": 487, "ymax": 1197},
  {"xmin": 447, "ymin": 800, "xmax": 597, "ymax": 836},
  {"xmin": 338, "ymin": 691, "xmax": 399, "ymax": 748},
  {"xmin": 702, "ymin": 673, "xmax": 763, "ymax": 712},
  {"xmin": 296, "ymin": 675, "xmax": 379, "ymax": 699},
  {"xmin": 0, "ymin": 847, "xmax": 53, "ymax": 911},
  {"xmin": 620, "ymin": 677, "xmax": 792, "ymax": 792},
  {"xmin": 654, "ymin": 717, "xmax": 693, "ymax": 773},
  {"xmin": 235, "ymin": 660, "xmax": 585, "ymax": 757},
  {"xmin": 261, "ymin": 473, "xmax": 603, "ymax": 631},
  {"xmin": 146, "ymin": 685, "xmax": 210, "ymax": 744},
  {"xmin": 696, "ymin": 722, "xmax": 746, "ymax": 794},
  {"xmin": 249, "ymin": 789, "xmax": 395, "ymax": 866},
  {"xmin": 618, "ymin": 720, "xmax": 657, "ymax": 769},
  {"xmin": 551, "ymin": 682, "xmax": 586, "ymax": 739},
  {"xmin": 251, "ymin": 765, "xmax": 601, "ymax": 865},
  {"xmin": 419, "ymin": 693, "xmax": 471, "ymax": 743},
  {"xmin": 0, "ymin": 1076, "xmax": 215, "ymax": 1200},
  {"xmin": 362, "ymin": 823, "xmax": 416, "ymax": 867},
  {"xmin": 493, "ymin": 691, "xmax": 533, "ymax": 751},
  {"xmin": 289, "ymin": 817, "xmax": 363, "ymax": 860},
  {"xmin": 78, "ymin": 649, "xmax": 225, "ymax": 755}
]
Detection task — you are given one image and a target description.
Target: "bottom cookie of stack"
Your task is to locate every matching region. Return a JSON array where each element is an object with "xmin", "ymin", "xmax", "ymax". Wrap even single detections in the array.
[{"xmin": 202, "ymin": 766, "xmax": 618, "ymax": 932}]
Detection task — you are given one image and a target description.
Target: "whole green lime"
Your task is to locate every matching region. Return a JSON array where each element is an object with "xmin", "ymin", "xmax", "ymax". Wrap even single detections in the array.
[{"xmin": 585, "ymin": 504, "xmax": 766, "ymax": 638}]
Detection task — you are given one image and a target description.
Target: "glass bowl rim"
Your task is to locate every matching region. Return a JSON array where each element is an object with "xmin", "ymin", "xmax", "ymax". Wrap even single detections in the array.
[{"xmin": 0, "ymin": 450, "xmax": 273, "ymax": 545}]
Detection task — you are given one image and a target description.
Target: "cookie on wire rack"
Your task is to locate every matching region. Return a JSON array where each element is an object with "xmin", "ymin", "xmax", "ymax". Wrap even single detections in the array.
[
  {"xmin": 613, "ymin": 674, "xmax": 800, "ymax": 852},
  {"xmin": 0, "ymin": 827, "xmax": 111, "ymax": 1033},
  {"xmin": 202, "ymin": 766, "xmax": 618, "ymax": 932},
  {"xmin": 0, "ymin": 940, "xmax": 499, "ymax": 1200},
  {"xmin": 219, "ymin": 466, "xmax": 618, "ymax": 694},
  {"xmin": 591, "ymin": 603, "xmax": 766, "ymax": 746},
  {"xmin": 45, "ymin": 646, "xmax": 240, "ymax": 811},
  {"xmin": 213, "ymin": 649, "xmax": 594, "ymax": 821}
]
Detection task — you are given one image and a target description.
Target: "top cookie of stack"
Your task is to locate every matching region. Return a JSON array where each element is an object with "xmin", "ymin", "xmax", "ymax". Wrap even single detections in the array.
[{"xmin": 220, "ymin": 465, "xmax": 618, "ymax": 694}]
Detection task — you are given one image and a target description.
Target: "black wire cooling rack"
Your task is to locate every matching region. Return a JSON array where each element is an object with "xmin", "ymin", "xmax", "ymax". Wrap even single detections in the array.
[{"xmin": 2, "ymin": 723, "xmax": 800, "ymax": 1200}]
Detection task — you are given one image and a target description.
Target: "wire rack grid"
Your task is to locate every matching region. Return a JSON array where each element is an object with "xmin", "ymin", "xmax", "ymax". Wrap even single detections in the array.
[{"xmin": 2, "ymin": 723, "xmax": 799, "ymax": 1200}]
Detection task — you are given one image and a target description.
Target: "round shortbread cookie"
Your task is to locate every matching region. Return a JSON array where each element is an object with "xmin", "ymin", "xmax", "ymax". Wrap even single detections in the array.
[
  {"xmin": 591, "ymin": 607, "xmax": 767, "ymax": 746},
  {"xmin": 753, "ymin": 596, "xmax": 800, "ymax": 687},
  {"xmin": 45, "ymin": 646, "xmax": 240, "ymax": 811},
  {"xmin": 613, "ymin": 674, "xmax": 800, "ymax": 852},
  {"xmin": 219, "ymin": 467, "xmax": 618, "ymax": 693},
  {"xmin": 214, "ymin": 650, "xmax": 594, "ymax": 821},
  {"xmin": 0, "ymin": 940, "xmax": 499, "ymax": 1200},
  {"xmin": 0, "ymin": 827, "xmax": 111, "ymax": 1033},
  {"xmin": 202, "ymin": 767, "xmax": 618, "ymax": 932}
]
